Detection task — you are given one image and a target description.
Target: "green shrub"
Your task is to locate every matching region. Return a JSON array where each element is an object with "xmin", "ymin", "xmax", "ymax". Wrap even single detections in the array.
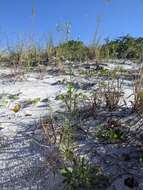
[
  {"xmin": 56, "ymin": 40, "xmax": 88, "ymax": 62},
  {"xmin": 101, "ymin": 35, "xmax": 143, "ymax": 59}
]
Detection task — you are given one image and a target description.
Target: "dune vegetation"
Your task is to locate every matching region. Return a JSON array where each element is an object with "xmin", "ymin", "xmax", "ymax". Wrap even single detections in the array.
[{"xmin": 0, "ymin": 2, "xmax": 143, "ymax": 190}]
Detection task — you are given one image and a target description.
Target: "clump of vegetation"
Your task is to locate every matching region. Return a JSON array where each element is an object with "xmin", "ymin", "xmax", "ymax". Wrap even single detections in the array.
[
  {"xmin": 100, "ymin": 35, "xmax": 143, "ymax": 60},
  {"xmin": 56, "ymin": 40, "xmax": 88, "ymax": 62},
  {"xmin": 61, "ymin": 156, "xmax": 110, "ymax": 190},
  {"xmin": 53, "ymin": 81, "xmax": 110, "ymax": 190},
  {"xmin": 96, "ymin": 125, "xmax": 125, "ymax": 143},
  {"xmin": 2, "ymin": 34, "xmax": 143, "ymax": 68},
  {"xmin": 96, "ymin": 119, "xmax": 126, "ymax": 143}
]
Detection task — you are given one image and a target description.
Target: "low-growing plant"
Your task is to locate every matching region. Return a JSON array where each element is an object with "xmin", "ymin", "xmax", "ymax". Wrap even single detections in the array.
[
  {"xmin": 99, "ymin": 68, "xmax": 110, "ymax": 76},
  {"xmin": 61, "ymin": 156, "xmax": 110, "ymax": 190},
  {"xmin": 107, "ymin": 128, "xmax": 124, "ymax": 142},
  {"xmin": 96, "ymin": 124, "xmax": 125, "ymax": 143}
]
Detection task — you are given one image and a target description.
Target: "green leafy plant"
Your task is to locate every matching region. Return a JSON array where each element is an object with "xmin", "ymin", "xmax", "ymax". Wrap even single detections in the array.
[
  {"xmin": 57, "ymin": 40, "xmax": 88, "ymax": 62},
  {"xmin": 107, "ymin": 128, "xmax": 124, "ymax": 141},
  {"xmin": 96, "ymin": 125, "xmax": 125, "ymax": 143},
  {"xmin": 100, "ymin": 34, "xmax": 143, "ymax": 60},
  {"xmin": 58, "ymin": 83, "xmax": 83, "ymax": 116},
  {"xmin": 61, "ymin": 156, "xmax": 109, "ymax": 190},
  {"xmin": 99, "ymin": 68, "xmax": 109, "ymax": 76}
]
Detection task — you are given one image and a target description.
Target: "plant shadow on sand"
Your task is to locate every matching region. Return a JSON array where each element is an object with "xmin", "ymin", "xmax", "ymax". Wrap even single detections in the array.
[{"xmin": 0, "ymin": 119, "xmax": 63, "ymax": 190}]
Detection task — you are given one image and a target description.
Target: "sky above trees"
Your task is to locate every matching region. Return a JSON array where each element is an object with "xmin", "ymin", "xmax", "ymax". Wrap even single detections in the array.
[{"xmin": 0, "ymin": 0, "xmax": 142, "ymax": 45}]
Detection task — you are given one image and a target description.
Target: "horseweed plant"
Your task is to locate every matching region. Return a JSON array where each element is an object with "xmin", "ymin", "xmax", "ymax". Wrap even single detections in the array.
[
  {"xmin": 57, "ymin": 80, "xmax": 110, "ymax": 190},
  {"xmin": 61, "ymin": 156, "xmax": 110, "ymax": 190},
  {"xmin": 58, "ymin": 83, "xmax": 84, "ymax": 118}
]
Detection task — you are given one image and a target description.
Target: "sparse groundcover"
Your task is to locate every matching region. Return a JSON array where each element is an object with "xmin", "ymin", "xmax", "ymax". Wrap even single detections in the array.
[
  {"xmin": 0, "ymin": 27, "xmax": 143, "ymax": 190},
  {"xmin": 95, "ymin": 119, "xmax": 127, "ymax": 143},
  {"xmin": 0, "ymin": 57, "xmax": 143, "ymax": 190}
]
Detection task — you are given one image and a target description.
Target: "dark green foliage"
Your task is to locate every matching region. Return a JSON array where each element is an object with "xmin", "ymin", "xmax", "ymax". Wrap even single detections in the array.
[
  {"xmin": 96, "ymin": 125, "xmax": 125, "ymax": 143},
  {"xmin": 101, "ymin": 35, "xmax": 143, "ymax": 60},
  {"xmin": 61, "ymin": 156, "xmax": 110, "ymax": 190},
  {"xmin": 107, "ymin": 128, "xmax": 124, "ymax": 141},
  {"xmin": 57, "ymin": 40, "xmax": 88, "ymax": 61}
]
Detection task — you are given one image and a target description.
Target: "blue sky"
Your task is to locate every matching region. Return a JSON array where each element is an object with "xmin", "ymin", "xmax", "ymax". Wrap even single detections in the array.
[{"xmin": 0, "ymin": 0, "xmax": 143, "ymax": 46}]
